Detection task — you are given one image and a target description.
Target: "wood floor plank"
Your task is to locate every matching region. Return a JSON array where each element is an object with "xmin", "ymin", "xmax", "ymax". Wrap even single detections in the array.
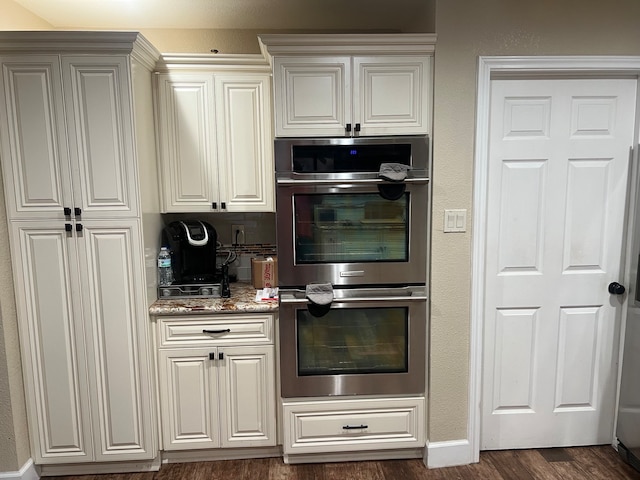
[
  {"xmin": 588, "ymin": 445, "xmax": 640, "ymax": 480},
  {"xmin": 324, "ymin": 460, "xmax": 385, "ymax": 480},
  {"xmin": 378, "ymin": 459, "xmax": 430, "ymax": 480},
  {"xmin": 484, "ymin": 450, "xmax": 536, "ymax": 480},
  {"xmin": 515, "ymin": 449, "xmax": 567, "ymax": 480}
]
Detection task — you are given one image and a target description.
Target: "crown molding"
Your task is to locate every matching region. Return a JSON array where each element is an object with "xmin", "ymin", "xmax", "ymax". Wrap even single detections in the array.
[
  {"xmin": 155, "ymin": 53, "xmax": 271, "ymax": 73},
  {"xmin": 258, "ymin": 33, "xmax": 436, "ymax": 61}
]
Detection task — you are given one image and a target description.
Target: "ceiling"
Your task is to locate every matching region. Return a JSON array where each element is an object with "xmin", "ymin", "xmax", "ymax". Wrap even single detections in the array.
[{"xmin": 12, "ymin": 0, "xmax": 433, "ymax": 31}]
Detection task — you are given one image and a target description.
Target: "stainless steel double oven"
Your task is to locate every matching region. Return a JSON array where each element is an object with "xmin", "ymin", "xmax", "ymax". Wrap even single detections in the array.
[{"xmin": 275, "ymin": 136, "xmax": 430, "ymax": 398}]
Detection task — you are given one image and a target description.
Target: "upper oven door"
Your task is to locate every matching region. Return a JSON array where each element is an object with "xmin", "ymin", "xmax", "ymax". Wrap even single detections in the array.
[{"xmin": 276, "ymin": 179, "xmax": 428, "ymax": 287}]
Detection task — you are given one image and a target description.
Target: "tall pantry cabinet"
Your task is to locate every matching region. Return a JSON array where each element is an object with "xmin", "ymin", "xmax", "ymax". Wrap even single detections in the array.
[{"xmin": 0, "ymin": 32, "xmax": 162, "ymax": 470}]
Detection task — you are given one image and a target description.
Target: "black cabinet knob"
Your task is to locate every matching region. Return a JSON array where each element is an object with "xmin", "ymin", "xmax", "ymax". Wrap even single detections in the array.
[
  {"xmin": 65, "ymin": 223, "xmax": 72, "ymax": 232},
  {"xmin": 74, "ymin": 207, "xmax": 82, "ymax": 217},
  {"xmin": 63, "ymin": 207, "xmax": 72, "ymax": 216},
  {"xmin": 608, "ymin": 282, "xmax": 626, "ymax": 295},
  {"xmin": 75, "ymin": 223, "xmax": 83, "ymax": 232}
]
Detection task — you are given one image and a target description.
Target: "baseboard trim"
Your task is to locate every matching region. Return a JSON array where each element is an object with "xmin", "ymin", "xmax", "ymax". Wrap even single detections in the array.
[
  {"xmin": 284, "ymin": 448, "xmax": 424, "ymax": 465},
  {"xmin": 425, "ymin": 439, "xmax": 474, "ymax": 468},
  {"xmin": 161, "ymin": 446, "xmax": 282, "ymax": 464},
  {"xmin": 0, "ymin": 459, "xmax": 39, "ymax": 480},
  {"xmin": 38, "ymin": 456, "xmax": 160, "ymax": 477}
]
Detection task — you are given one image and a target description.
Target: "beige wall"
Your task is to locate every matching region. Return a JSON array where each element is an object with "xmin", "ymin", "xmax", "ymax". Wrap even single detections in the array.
[
  {"xmin": 430, "ymin": 0, "xmax": 640, "ymax": 442},
  {"xmin": 4, "ymin": 0, "xmax": 640, "ymax": 470}
]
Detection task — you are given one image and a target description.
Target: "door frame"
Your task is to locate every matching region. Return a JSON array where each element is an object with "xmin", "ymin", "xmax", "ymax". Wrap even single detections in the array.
[{"xmin": 469, "ymin": 56, "xmax": 640, "ymax": 463}]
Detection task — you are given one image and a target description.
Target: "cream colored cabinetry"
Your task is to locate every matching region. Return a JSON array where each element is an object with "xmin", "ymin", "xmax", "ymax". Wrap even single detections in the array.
[
  {"xmin": 155, "ymin": 56, "xmax": 274, "ymax": 213},
  {"xmin": 0, "ymin": 32, "xmax": 160, "ymax": 467},
  {"xmin": 156, "ymin": 314, "xmax": 276, "ymax": 451},
  {"xmin": 259, "ymin": 34, "xmax": 436, "ymax": 138},
  {"xmin": 282, "ymin": 397, "xmax": 425, "ymax": 462}
]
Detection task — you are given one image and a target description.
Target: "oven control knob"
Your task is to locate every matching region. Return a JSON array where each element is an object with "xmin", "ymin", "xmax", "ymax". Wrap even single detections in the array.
[
  {"xmin": 161, "ymin": 288, "xmax": 172, "ymax": 297},
  {"xmin": 201, "ymin": 288, "xmax": 211, "ymax": 296}
]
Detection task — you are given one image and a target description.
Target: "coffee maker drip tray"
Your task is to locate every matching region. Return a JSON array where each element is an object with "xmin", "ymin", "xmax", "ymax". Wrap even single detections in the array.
[{"xmin": 158, "ymin": 283, "xmax": 222, "ymax": 299}]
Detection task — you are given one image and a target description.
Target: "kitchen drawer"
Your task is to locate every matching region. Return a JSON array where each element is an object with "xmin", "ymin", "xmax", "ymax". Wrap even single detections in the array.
[
  {"xmin": 282, "ymin": 397, "xmax": 425, "ymax": 455},
  {"xmin": 158, "ymin": 314, "xmax": 274, "ymax": 347}
]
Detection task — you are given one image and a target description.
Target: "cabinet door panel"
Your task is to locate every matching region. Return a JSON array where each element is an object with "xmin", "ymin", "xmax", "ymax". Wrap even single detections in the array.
[
  {"xmin": 62, "ymin": 57, "xmax": 138, "ymax": 217},
  {"xmin": 0, "ymin": 57, "xmax": 73, "ymax": 219},
  {"xmin": 353, "ymin": 56, "xmax": 431, "ymax": 136},
  {"xmin": 219, "ymin": 346, "xmax": 276, "ymax": 448},
  {"xmin": 215, "ymin": 74, "xmax": 274, "ymax": 212},
  {"xmin": 273, "ymin": 57, "xmax": 351, "ymax": 137},
  {"xmin": 155, "ymin": 74, "xmax": 216, "ymax": 212},
  {"xmin": 159, "ymin": 348, "xmax": 220, "ymax": 450},
  {"xmin": 11, "ymin": 222, "xmax": 92, "ymax": 463},
  {"xmin": 78, "ymin": 220, "xmax": 155, "ymax": 460}
]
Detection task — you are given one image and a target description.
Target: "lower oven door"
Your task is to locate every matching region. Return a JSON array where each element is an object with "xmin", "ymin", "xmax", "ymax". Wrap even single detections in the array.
[{"xmin": 279, "ymin": 286, "xmax": 427, "ymax": 398}]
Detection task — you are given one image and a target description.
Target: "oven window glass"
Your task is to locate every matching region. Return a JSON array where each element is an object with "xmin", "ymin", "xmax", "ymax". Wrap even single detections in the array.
[
  {"xmin": 297, "ymin": 307, "xmax": 408, "ymax": 375},
  {"xmin": 294, "ymin": 193, "xmax": 409, "ymax": 263},
  {"xmin": 292, "ymin": 143, "xmax": 411, "ymax": 173}
]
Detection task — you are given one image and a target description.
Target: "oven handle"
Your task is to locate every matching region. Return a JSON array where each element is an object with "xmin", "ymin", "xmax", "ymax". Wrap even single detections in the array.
[
  {"xmin": 279, "ymin": 287, "xmax": 427, "ymax": 304},
  {"xmin": 276, "ymin": 176, "xmax": 429, "ymax": 186}
]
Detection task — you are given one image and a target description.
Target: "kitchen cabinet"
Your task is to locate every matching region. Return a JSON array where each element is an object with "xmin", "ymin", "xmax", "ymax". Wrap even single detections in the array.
[
  {"xmin": 0, "ymin": 32, "xmax": 160, "ymax": 468},
  {"xmin": 282, "ymin": 397, "xmax": 425, "ymax": 463},
  {"xmin": 154, "ymin": 56, "xmax": 274, "ymax": 213},
  {"xmin": 259, "ymin": 34, "xmax": 436, "ymax": 138},
  {"xmin": 156, "ymin": 314, "xmax": 276, "ymax": 451}
]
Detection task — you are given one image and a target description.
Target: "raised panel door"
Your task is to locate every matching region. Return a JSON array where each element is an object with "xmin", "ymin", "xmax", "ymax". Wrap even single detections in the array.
[
  {"xmin": 273, "ymin": 57, "xmax": 351, "ymax": 137},
  {"xmin": 77, "ymin": 219, "xmax": 156, "ymax": 460},
  {"xmin": 219, "ymin": 345, "xmax": 276, "ymax": 448},
  {"xmin": 215, "ymin": 74, "xmax": 274, "ymax": 212},
  {"xmin": 155, "ymin": 74, "xmax": 217, "ymax": 212},
  {"xmin": 353, "ymin": 56, "xmax": 431, "ymax": 136},
  {"xmin": 10, "ymin": 221, "xmax": 93, "ymax": 463},
  {"xmin": 62, "ymin": 56, "xmax": 139, "ymax": 218},
  {"xmin": 158, "ymin": 348, "xmax": 221, "ymax": 450},
  {"xmin": 0, "ymin": 56, "xmax": 74, "ymax": 219}
]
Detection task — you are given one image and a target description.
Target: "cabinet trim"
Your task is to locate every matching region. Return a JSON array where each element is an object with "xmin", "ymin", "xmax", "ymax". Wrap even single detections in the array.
[{"xmin": 259, "ymin": 34, "xmax": 437, "ymax": 58}]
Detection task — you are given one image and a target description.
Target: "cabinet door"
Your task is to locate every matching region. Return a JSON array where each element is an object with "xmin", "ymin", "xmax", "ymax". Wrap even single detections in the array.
[
  {"xmin": 353, "ymin": 56, "xmax": 431, "ymax": 136},
  {"xmin": 62, "ymin": 56, "xmax": 139, "ymax": 218},
  {"xmin": 0, "ymin": 56, "xmax": 74, "ymax": 220},
  {"xmin": 10, "ymin": 221, "xmax": 93, "ymax": 463},
  {"xmin": 155, "ymin": 74, "xmax": 217, "ymax": 212},
  {"xmin": 219, "ymin": 345, "xmax": 276, "ymax": 448},
  {"xmin": 215, "ymin": 74, "xmax": 274, "ymax": 212},
  {"xmin": 78, "ymin": 219, "xmax": 156, "ymax": 460},
  {"xmin": 158, "ymin": 348, "xmax": 221, "ymax": 450},
  {"xmin": 273, "ymin": 57, "xmax": 351, "ymax": 137}
]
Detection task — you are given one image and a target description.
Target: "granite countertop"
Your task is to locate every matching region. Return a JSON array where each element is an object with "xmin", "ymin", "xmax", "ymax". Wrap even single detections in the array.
[{"xmin": 149, "ymin": 282, "xmax": 278, "ymax": 316}]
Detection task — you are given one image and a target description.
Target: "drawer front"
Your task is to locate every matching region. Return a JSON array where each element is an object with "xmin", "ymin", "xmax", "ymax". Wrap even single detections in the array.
[
  {"xmin": 158, "ymin": 314, "xmax": 274, "ymax": 347},
  {"xmin": 283, "ymin": 397, "xmax": 425, "ymax": 455}
]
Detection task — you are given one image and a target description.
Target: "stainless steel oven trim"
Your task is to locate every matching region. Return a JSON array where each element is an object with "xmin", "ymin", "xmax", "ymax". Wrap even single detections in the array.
[
  {"xmin": 279, "ymin": 290, "xmax": 427, "ymax": 398},
  {"xmin": 276, "ymin": 174, "xmax": 430, "ymax": 185},
  {"xmin": 275, "ymin": 182, "xmax": 428, "ymax": 287}
]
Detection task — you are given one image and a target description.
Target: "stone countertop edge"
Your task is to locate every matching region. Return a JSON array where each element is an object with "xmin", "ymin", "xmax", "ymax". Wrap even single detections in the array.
[{"xmin": 149, "ymin": 282, "xmax": 278, "ymax": 316}]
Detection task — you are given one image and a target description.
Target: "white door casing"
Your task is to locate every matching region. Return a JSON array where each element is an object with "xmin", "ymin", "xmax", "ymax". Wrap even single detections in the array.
[{"xmin": 481, "ymin": 78, "xmax": 637, "ymax": 449}]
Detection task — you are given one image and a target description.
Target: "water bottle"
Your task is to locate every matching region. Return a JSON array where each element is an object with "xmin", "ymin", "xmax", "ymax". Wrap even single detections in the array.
[{"xmin": 158, "ymin": 247, "xmax": 174, "ymax": 286}]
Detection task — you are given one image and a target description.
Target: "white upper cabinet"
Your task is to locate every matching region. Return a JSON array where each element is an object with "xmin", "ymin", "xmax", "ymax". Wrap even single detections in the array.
[
  {"xmin": 0, "ymin": 54, "xmax": 139, "ymax": 219},
  {"xmin": 154, "ymin": 55, "xmax": 274, "ymax": 213},
  {"xmin": 259, "ymin": 34, "xmax": 436, "ymax": 138}
]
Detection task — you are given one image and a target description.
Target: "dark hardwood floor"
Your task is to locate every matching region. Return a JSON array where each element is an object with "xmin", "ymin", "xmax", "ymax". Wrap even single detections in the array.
[{"xmin": 48, "ymin": 446, "xmax": 640, "ymax": 480}]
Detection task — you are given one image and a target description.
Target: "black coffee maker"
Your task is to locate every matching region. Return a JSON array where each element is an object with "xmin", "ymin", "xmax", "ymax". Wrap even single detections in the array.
[{"xmin": 162, "ymin": 220, "xmax": 218, "ymax": 284}]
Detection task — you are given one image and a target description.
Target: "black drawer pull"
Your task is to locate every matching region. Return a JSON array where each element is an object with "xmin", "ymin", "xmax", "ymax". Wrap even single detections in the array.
[
  {"xmin": 203, "ymin": 329, "xmax": 231, "ymax": 334},
  {"xmin": 342, "ymin": 424, "xmax": 368, "ymax": 430}
]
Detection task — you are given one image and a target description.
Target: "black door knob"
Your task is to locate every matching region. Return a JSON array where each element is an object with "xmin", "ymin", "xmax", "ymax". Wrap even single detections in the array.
[{"xmin": 608, "ymin": 282, "xmax": 626, "ymax": 295}]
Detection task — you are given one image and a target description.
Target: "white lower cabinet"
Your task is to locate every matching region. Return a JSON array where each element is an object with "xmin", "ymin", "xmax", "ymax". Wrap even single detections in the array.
[
  {"xmin": 282, "ymin": 397, "xmax": 425, "ymax": 457},
  {"xmin": 157, "ymin": 314, "xmax": 276, "ymax": 451}
]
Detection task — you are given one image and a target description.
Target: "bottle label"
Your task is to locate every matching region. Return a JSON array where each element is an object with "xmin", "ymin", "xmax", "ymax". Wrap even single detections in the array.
[{"xmin": 158, "ymin": 259, "xmax": 171, "ymax": 268}]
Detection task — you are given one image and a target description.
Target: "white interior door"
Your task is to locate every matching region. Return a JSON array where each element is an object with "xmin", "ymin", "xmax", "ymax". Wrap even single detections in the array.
[{"xmin": 482, "ymin": 77, "xmax": 637, "ymax": 450}]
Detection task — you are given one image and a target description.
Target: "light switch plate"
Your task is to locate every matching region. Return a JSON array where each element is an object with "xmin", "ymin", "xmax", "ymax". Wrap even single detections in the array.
[{"xmin": 444, "ymin": 209, "xmax": 467, "ymax": 233}]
